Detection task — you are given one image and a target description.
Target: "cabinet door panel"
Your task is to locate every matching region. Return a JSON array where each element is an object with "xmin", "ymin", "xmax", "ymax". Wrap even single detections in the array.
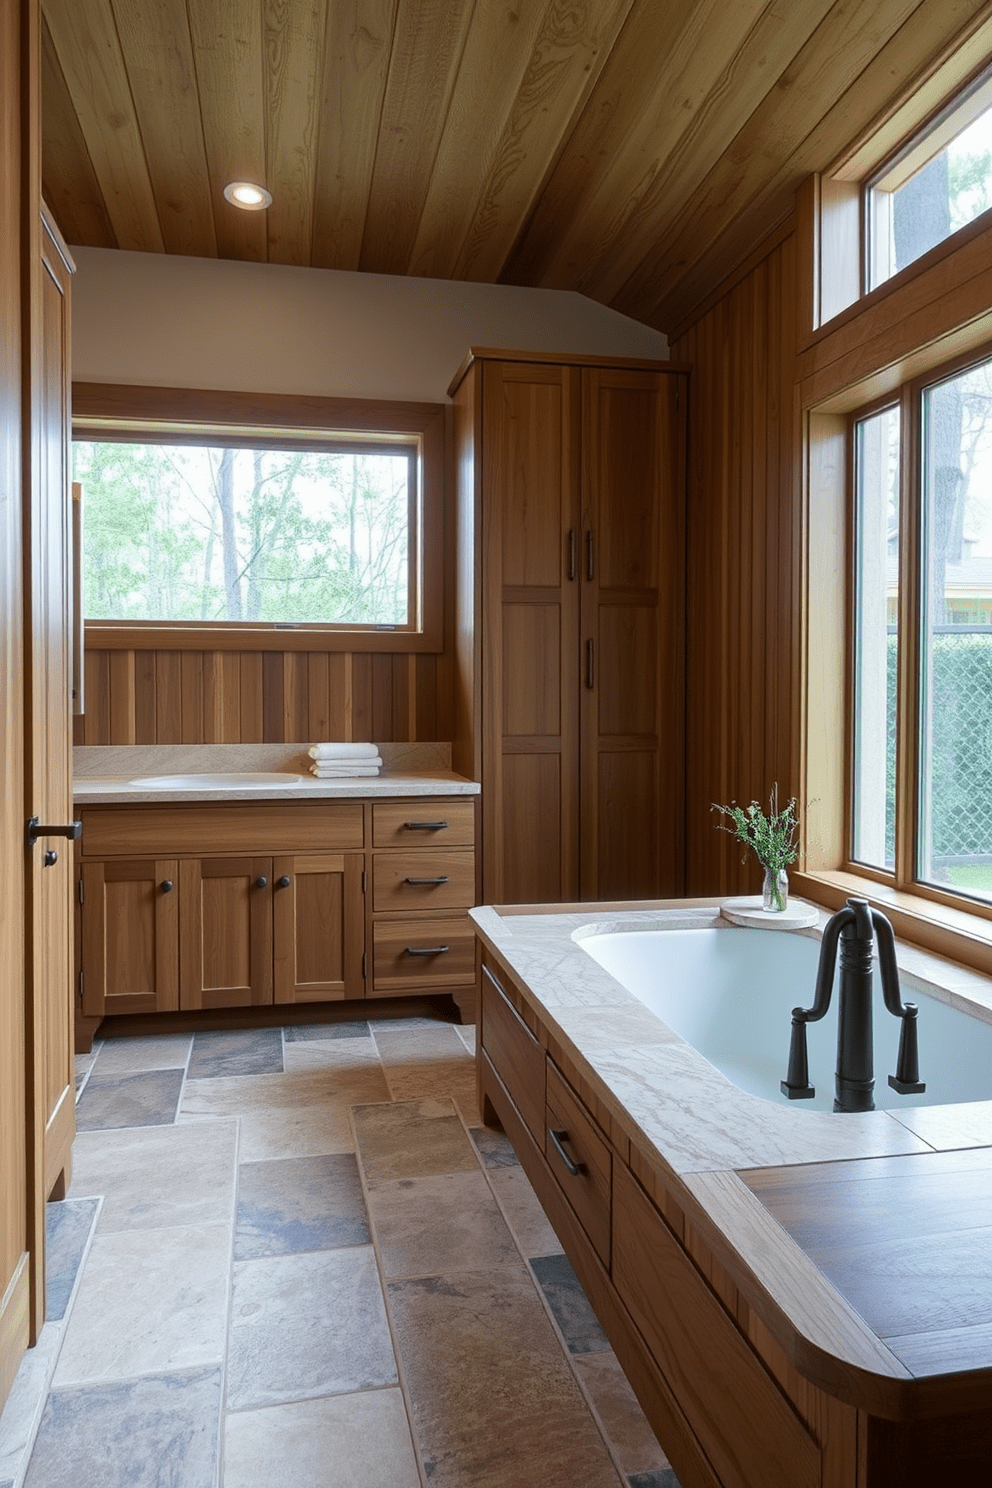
[
  {"xmin": 502, "ymin": 604, "xmax": 563, "ymax": 737},
  {"xmin": 180, "ymin": 856, "xmax": 272, "ymax": 1009},
  {"xmin": 273, "ymin": 853, "xmax": 363, "ymax": 1004},
  {"xmin": 501, "ymin": 753, "xmax": 576, "ymax": 904},
  {"xmin": 81, "ymin": 859, "xmax": 179, "ymax": 1016}
]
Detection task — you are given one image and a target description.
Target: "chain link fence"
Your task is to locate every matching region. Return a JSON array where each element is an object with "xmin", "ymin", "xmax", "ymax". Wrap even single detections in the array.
[{"xmin": 887, "ymin": 629, "xmax": 992, "ymax": 872}]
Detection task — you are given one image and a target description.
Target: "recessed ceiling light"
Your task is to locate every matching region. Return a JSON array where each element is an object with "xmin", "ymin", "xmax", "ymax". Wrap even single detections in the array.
[{"xmin": 223, "ymin": 181, "xmax": 272, "ymax": 211}]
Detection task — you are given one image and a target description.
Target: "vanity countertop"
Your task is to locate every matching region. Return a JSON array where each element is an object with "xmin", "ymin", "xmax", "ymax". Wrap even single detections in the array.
[
  {"xmin": 73, "ymin": 742, "xmax": 480, "ymax": 804},
  {"xmin": 470, "ymin": 899, "xmax": 992, "ymax": 1403}
]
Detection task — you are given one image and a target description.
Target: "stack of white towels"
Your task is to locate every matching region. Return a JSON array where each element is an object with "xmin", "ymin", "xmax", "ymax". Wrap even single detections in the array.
[{"xmin": 308, "ymin": 742, "xmax": 383, "ymax": 778}]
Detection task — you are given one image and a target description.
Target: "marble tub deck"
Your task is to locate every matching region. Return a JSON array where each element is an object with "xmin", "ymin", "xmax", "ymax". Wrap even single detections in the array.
[{"xmin": 0, "ymin": 1019, "xmax": 679, "ymax": 1488}]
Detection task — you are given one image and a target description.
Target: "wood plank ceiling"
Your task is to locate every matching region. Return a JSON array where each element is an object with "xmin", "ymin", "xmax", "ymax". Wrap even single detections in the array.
[{"xmin": 40, "ymin": 0, "xmax": 992, "ymax": 335}]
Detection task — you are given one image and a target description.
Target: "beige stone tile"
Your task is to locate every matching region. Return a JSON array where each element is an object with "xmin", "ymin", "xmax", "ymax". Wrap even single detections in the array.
[
  {"xmin": 387, "ymin": 1267, "xmax": 624, "ymax": 1488},
  {"xmin": 181, "ymin": 1103, "xmax": 357, "ymax": 1163},
  {"xmin": 282, "ymin": 1036, "xmax": 380, "ymax": 1072},
  {"xmin": 53, "ymin": 1223, "xmax": 230, "ymax": 1386},
  {"xmin": 573, "ymin": 1351, "xmax": 671, "ymax": 1478},
  {"xmin": 382, "ymin": 1060, "xmax": 482, "ymax": 1126},
  {"xmin": 352, "ymin": 1098, "xmax": 478, "ymax": 1182},
  {"xmin": 90, "ymin": 1034, "xmax": 192, "ymax": 1076},
  {"xmin": 488, "ymin": 1164, "xmax": 563, "ymax": 1258},
  {"xmin": 68, "ymin": 1119, "xmax": 237, "ymax": 1233},
  {"xmin": 373, "ymin": 1026, "xmax": 470, "ymax": 1063},
  {"xmin": 367, "ymin": 1170, "xmax": 520, "ymax": 1279},
  {"xmin": 223, "ymin": 1389, "xmax": 420, "ymax": 1488},
  {"xmin": 179, "ymin": 1065, "xmax": 389, "ymax": 1117},
  {"xmin": 226, "ymin": 1247, "xmax": 397, "ymax": 1409}
]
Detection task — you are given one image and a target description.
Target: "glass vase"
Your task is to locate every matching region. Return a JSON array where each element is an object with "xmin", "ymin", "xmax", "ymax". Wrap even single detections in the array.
[{"xmin": 762, "ymin": 866, "xmax": 788, "ymax": 913}]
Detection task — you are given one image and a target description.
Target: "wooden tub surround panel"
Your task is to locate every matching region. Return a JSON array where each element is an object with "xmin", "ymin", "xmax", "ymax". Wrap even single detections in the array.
[{"xmin": 475, "ymin": 917, "xmax": 992, "ymax": 1488}]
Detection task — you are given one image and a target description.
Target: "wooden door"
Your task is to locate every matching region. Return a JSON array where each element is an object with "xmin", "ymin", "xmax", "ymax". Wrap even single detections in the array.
[
  {"xmin": 272, "ymin": 853, "xmax": 364, "ymax": 1003},
  {"xmin": 80, "ymin": 860, "xmax": 179, "ymax": 1017},
  {"xmin": 179, "ymin": 857, "xmax": 273, "ymax": 1009},
  {"xmin": 0, "ymin": 0, "xmax": 31, "ymax": 1405},
  {"xmin": 482, "ymin": 360, "xmax": 581, "ymax": 903},
  {"xmin": 579, "ymin": 368, "xmax": 684, "ymax": 900},
  {"xmin": 23, "ymin": 209, "xmax": 75, "ymax": 1295}
]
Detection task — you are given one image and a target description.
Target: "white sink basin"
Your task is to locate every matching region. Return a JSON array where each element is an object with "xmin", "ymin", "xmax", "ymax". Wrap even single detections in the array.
[{"xmin": 129, "ymin": 772, "xmax": 306, "ymax": 789}]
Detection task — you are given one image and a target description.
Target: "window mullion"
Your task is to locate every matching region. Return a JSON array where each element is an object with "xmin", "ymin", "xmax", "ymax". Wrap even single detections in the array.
[{"xmin": 894, "ymin": 382, "xmax": 921, "ymax": 890}]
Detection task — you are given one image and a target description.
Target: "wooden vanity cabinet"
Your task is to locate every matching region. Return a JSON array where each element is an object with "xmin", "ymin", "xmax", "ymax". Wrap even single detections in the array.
[{"xmin": 76, "ymin": 795, "xmax": 475, "ymax": 1029}]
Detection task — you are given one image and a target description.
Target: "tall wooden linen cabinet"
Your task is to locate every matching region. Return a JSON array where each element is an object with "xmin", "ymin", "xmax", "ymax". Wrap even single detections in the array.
[{"xmin": 450, "ymin": 350, "xmax": 685, "ymax": 905}]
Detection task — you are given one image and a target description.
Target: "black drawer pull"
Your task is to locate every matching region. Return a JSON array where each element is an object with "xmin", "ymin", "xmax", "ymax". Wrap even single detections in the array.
[
  {"xmin": 405, "ymin": 945, "xmax": 450, "ymax": 956},
  {"xmin": 548, "ymin": 1127, "xmax": 584, "ymax": 1177},
  {"xmin": 161, "ymin": 879, "xmax": 174, "ymax": 894},
  {"xmin": 404, "ymin": 875, "xmax": 449, "ymax": 885},
  {"xmin": 404, "ymin": 820, "xmax": 449, "ymax": 831}
]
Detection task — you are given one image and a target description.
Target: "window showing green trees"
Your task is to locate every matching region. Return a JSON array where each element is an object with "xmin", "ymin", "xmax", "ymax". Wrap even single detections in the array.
[{"xmin": 74, "ymin": 438, "xmax": 414, "ymax": 627}]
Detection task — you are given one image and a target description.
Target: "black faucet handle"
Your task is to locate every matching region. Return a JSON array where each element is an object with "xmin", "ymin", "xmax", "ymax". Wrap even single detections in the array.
[
  {"xmin": 781, "ymin": 1009, "xmax": 816, "ymax": 1100},
  {"xmin": 888, "ymin": 1002, "xmax": 926, "ymax": 1094}
]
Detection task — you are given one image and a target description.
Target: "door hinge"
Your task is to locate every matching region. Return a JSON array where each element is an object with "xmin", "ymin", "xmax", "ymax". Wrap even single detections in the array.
[{"xmin": 77, "ymin": 878, "xmax": 84, "ymax": 905}]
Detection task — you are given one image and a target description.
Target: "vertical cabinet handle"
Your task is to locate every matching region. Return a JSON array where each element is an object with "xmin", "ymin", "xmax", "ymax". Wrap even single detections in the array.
[
  {"xmin": 567, "ymin": 529, "xmax": 577, "ymax": 581},
  {"xmin": 586, "ymin": 530, "xmax": 595, "ymax": 580},
  {"xmin": 586, "ymin": 638, "xmax": 595, "ymax": 690},
  {"xmin": 548, "ymin": 1127, "xmax": 584, "ymax": 1177}
]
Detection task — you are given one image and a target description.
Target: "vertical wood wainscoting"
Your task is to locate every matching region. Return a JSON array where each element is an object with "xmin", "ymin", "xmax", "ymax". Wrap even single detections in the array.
[
  {"xmin": 75, "ymin": 648, "xmax": 451, "ymax": 747},
  {"xmin": 671, "ymin": 226, "xmax": 800, "ymax": 900}
]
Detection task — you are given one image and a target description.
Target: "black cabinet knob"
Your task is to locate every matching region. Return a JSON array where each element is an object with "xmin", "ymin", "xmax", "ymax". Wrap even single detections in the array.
[
  {"xmin": 256, "ymin": 876, "xmax": 268, "ymax": 889},
  {"xmin": 277, "ymin": 875, "xmax": 291, "ymax": 889},
  {"xmin": 43, "ymin": 849, "xmax": 58, "ymax": 867},
  {"xmin": 161, "ymin": 880, "xmax": 174, "ymax": 894}
]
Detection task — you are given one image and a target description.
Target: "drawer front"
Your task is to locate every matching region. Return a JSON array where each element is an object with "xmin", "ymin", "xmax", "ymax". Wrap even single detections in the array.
[
  {"xmin": 372, "ymin": 916, "xmax": 476, "ymax": 993},
  {"xmin": 546, "ymin": 1062, "xmax": 611, "ymax": 1267},
  {"xmin": 480, "ymin": 961, "xmax": 545, "ymax": 1143},
  {"xmin": 81, "ymin": 801, "xmax": 365, "ymax": 856},
  {"xmin": 613, "ymin": 1164, "xmax": 819, "ymax": 1488},
  {"xmin": 373, "ymin": 850, "xmax": 475, "ymax": 911},
  {"xmin": 373, "ymin": 800, "xmax": 475, "ymax": 848}
]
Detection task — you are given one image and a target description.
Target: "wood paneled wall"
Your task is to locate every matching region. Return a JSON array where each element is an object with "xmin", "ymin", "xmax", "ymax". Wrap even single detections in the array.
[
  {"xmin": 76, "ymin": 647, "xmax": 450, "ymax": 746},
  {"xmin": 672, "ymin": 228, "xmax": 800, "ymax": 898}
]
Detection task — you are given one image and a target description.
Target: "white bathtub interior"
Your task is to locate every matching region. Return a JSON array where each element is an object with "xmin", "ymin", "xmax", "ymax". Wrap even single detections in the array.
[{"xmin": 577, "ymin": 925, "xmax": 992, "ymax": 1113}]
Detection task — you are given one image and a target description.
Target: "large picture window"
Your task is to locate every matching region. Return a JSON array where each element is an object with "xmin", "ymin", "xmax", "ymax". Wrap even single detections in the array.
[
  {"xmin": 851, "ymin": 352, "xmax": 992, "ymax": 909},
  {"xmin": 72, "ymin": 384, "xmax": 444, "ymax": 651}
]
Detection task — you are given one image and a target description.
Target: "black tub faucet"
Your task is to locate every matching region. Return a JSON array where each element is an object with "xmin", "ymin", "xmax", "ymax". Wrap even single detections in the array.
[{"xmin": 781, "ymin": 897, "xmax": 925, "ymax": 1113}]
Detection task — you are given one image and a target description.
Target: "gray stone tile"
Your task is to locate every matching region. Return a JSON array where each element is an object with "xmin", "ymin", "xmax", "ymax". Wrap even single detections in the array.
[
  {"xmin": 628, "ymin": 1471, "xmax": 681, "ymax": 1488},
  {"xmin": 488, "ymin": 1165, "xmax": 563, "ymax": 1258},
  {"xmin": 373, "ymin": 1026, "xmax": 470, "ymax": 1063},
  {"xmin": 235, "ymin": 1153, "xmax": 369, "ymax": 1259},
  {"xmin": 470, "ymin": 1125, "xmax": 519, "ymax": 1169},
  {"xmin": 282, "ymin": 1038, "xmax": 380, "ymax": 1073},
  {"xmin": 22, "ymin": 1367, "xmax": 221, "ymax": 1488},
  {"xmin": 0, "ymin": 1324, "xmax": 61, "ymax": 1488},
  {"xmin": 352, "ymin": 1098, "xmax": 479, "ymax": 1183},
  {"xmin": 531, "ymin": 1253, "xmax": 610, "ymax": 1354},
  {"xmin": 90, "ymin": 1034, "xmax": 191, "ymax": 1077},
  {"xmin": 223, "ymin": 1389, "xmax": 420, "ymax": 1488},
  {"xmin": 45, "ymin": 1198, "xmax": 99, "ymax": 1320},
  {"xmin": 53, "ymin": 1224, "xmax": 231, "ymax": 1387},
  {"xmin": 367, "ymin": 1170, "xmax": 520, "ymax": 1279},
  {"xmin": 387, "ymin": 1269, "xmax": 624, "ymax": 1488},
  {"xmin": 284, "ymin": 1021, "xmax": 370, "ymax": 1041},
  {"xmin": 188, "ymin": 1027, "xmax": 283, "ymax": 1078},
  {"xmin": 75, "ymin": 1070, "xmax": 184, "ymax": 1131},
  {"xmin": 226, "ymin": 1247, "xmax": 397, "ymax": 1410},
  {"xmin": 367, "ymin": 1015, "xmax": 456, "ymax": 1031},
  {"xmin": 68, "ymin": 1120, "xmax": 237, "ymax": 1233}
]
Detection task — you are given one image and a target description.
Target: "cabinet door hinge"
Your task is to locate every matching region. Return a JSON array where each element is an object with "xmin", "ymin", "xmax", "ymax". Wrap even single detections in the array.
[{"xmin": 77, "ymin": 877, "xmax": 84, "ymax": 905}]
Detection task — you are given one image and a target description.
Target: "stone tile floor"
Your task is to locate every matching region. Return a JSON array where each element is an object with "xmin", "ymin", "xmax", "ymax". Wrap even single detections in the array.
[{"xmin": 0, "ymin": 1016, "xmax": 681, "ymax": 1488}]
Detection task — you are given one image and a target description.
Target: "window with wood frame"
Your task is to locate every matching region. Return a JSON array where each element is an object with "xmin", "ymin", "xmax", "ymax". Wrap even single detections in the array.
[
  {"xmin": 72, "ymin": 385, "xmax": 444, "ymax": 653},
  {"xmin": 850, "ymin": 350, "xmax": 992, "ymax": 911}
]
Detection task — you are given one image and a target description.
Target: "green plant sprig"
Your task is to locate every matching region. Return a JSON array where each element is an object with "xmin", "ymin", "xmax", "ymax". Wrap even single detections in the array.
[{"xmin": 711, "ymin": 786, "xmax": 799, "ymax": 874}]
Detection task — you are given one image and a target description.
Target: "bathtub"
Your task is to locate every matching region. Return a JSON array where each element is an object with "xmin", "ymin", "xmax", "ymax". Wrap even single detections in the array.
[{"xmin": 576, "ymin": 923, "xmax": 992, "ymax": 1113}]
